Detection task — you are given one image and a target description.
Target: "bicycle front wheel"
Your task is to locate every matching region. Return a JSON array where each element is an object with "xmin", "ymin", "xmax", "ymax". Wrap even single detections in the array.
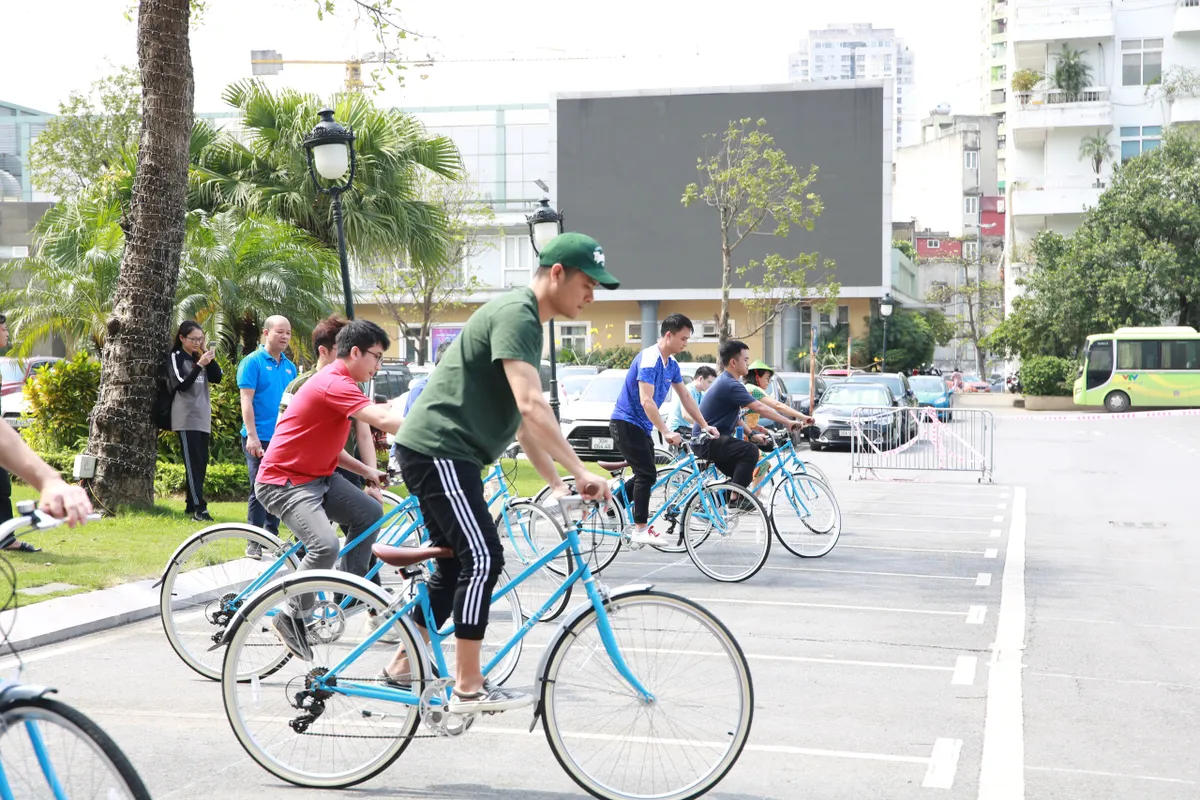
[
  {"xmin": 222, "ymin": 573, "xmax": 424, "ymax": 788},
  {"xmin": 0, "ymin": 696, "xmax": 151, "ymax": 799},
  {"xmin": 159, "ymin": 525, "xmax": 301, "ymax": 681},
  {"xmin": 770, "ymin": 472, "xmax": 842, "ymax": 558},
  {"xmin": 682, "ymin": 482, "xmax": 771, "ymax": 582},
  {"xmin": 540, "ymin": 590, "xmax": 753, "ymax": 800},
  {"xmin": 498, "ymin": 500, "xmax": 573, "ymax": 623}
]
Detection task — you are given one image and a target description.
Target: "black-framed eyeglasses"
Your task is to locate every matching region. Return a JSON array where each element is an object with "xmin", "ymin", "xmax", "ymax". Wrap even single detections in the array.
[
  {"xmin": 185, "ymin": 335, "xmax": 206, "ymax": 344},
  {"xmin": 362, "ymin": 349, "xmax": 385, "ymax": 363}
]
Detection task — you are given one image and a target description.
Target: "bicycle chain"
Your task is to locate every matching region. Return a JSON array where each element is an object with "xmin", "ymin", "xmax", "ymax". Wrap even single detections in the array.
[{"xmin": 284, "ymin": 675, "xmax": 451, "ymax": 740}]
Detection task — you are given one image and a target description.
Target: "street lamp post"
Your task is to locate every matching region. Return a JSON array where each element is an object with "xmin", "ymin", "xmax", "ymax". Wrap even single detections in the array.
[
  {"xmin": 303, "ymin": 108, "xmax": 357, "ymax": 320},
  {"xmin": 880, "ymin": 293, "xmax": 894, "ymax": 372},
  {"xmin": 526, "ymin": 198, "xmax": 565, "ymax": 420}
]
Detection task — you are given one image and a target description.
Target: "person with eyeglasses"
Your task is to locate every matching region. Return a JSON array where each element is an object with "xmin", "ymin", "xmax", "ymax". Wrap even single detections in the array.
[
  {"xmin": 253, "ymin": 319, "xmax": 407, "ymax": 661},
  {"xmin": 168, "ymin": 321, "xmax": 222, "ymax": 522}
]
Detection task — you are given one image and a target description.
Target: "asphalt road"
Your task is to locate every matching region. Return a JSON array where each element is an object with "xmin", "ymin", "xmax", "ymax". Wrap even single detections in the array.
[{"xmin": 3, "ymin": 410, "xmax": 1197, "ymax": 799}]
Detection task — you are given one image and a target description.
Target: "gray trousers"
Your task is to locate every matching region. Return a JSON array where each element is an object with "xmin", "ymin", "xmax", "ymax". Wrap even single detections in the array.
[{"xmin": 256, "ymin": 473, "xmax": 382, "ymax": 617}]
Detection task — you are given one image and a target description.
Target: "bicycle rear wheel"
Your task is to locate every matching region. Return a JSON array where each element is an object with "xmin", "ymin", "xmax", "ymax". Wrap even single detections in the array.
[
  {"xmin": 682, "ymin": 482, "xmax": 771, "ymax": 582},
  {"xmin": 647, "ymin": 465, "xmax": 695, "ymax": 554},
  {"xmin": 0, "ymin": 696, "xmax": 151, "ymax": 799},
  {"xmin": 540, "ymin": 590, "xmax": 753, "ymax": 800},
  {"xmin": 159, "ymin": 525, "xmax": 301, "ymax": 681},
  {"xmin": 222, "ymin": 573, "xmax": 424, "ymax": 788},
  {"xmin": 770, "ymin": 472, "xmax": 842, "ymax": 558}
]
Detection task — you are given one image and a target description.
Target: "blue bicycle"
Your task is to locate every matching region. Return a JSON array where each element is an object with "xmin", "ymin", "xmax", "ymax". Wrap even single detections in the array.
[
  {"xmin": 218, "ymin": 496, "xmax": 754, "ymax": 800},
  {"xmin": 1, "ymin": 503, "xmax": 151, "ymax": 800}
]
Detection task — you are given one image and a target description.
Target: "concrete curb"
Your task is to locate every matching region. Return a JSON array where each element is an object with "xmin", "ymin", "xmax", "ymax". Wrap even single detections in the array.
[{"xmin": 2, "ymin": 578, "xmax": 164, "ymax": 653}]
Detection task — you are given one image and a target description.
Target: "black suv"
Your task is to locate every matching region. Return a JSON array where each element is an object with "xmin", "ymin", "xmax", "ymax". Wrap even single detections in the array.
[{"xmin": 371, "ymin": 361, "xmax": 414, "ymax": 403}]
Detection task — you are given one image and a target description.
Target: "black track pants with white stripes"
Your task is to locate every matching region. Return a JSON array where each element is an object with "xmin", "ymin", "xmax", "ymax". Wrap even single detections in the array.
[{"xmin": 396, "ymin": 445, "xmax": 505, "ymax": 640}]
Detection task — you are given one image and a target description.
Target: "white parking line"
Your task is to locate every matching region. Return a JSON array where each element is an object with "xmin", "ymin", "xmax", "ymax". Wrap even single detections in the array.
[
  {"xmin": 851, "ymin": 527, "xmax": 1007, "ymax": 536},
  {"xmin": 967, "ymin": 605, "xmax": 988, "ymax": 624},
  {"xmin": 1036, "ymin": 616, "xmax": 1200, "ymax": 632},
  {"xmin": 1027, "ymin": 671, "xmax": 1198, "ymax": 691},
  {"xmin": 763, "ymin": 565, "xmax": 979, "ymax": 582},
  {"xmin": 977, "ymin": 573, "xmax": 993, "ymax": 587},
  {"xmin": 985, "ymin": 548, "xmax": 999, "ymax": 559},
  {"xmin": 838, "ymin": 499, "xmax": 1008, "ymax": 509},
  {"xmin": 1025, "ymin": 766, "xmax": 1196, "ymax": 785},
  {"xmin": 952, "ymin": 655, "xmax": 978, "ymax": 686},
  {"xmin": 997, "ymin": 503, "xmax": 1007, "ymax": 509},
  {"xmin": 848, "ymin": 511, "xmax": 1001, "ymax": 521},
  {"xmin": 840, "ymin": 544, "xmax": 988, "ymax": 555},
  {"xmin": 993, "ymin": 515, "xmax": 1004, "ymax": 522},
  {"xmin": 923, "ymin": 738, "xmax": 964, "ymax": 788},
  {"xmin": 977, "ymin": 485, "xmax": 1028, "ymax": 800},
  {"xmin": 990, "ymin": 529, "xmax": 1002, "ymax": 538},
  {"xmin": 693, "ymin": 597, "xmax": 970, "ymax": 618}
]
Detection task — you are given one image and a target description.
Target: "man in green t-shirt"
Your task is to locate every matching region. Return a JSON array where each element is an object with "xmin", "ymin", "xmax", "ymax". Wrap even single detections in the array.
[{"xmin": 390, "ymin": 232, "xmax": 617, "ymax": 714}]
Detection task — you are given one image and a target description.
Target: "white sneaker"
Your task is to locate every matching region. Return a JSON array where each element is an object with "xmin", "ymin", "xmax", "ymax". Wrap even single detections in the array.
[
  {"xmin": 629, "ymin": 526, "xmax": 661, "ymax": 545},
  {"xmin": 365, "ymin": 610, "xmax": 402, "ymax": 644},
  {"xmin": 447, "ymin": 684, "xmax": 533, "ymax": 714}
]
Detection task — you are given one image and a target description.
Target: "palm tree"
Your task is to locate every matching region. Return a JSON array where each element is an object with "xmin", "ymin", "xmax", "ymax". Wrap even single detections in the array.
[
  {"xmin": 1079, "ymin": 131, "xmax": 1114, "ymax": 186},
  {"xmin": 0, "ymin": 196, "xmax": 125, "ymax": 356},
  {"xmin": 191, "ymin": 81, "xmax": 463, "ymax": 269},
  {"xmin": 1053, "ymin": 45, "xmax": 1093, "ymax": 100},
  {"xmin": 175, "ymin": 210, "xmax": 341, "ymax": 360}
]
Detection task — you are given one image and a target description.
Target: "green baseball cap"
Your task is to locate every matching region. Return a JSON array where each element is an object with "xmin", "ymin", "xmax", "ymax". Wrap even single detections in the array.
[{"xmin": 537, "ymin": 232, "xmax": 620, "ymax": 289}]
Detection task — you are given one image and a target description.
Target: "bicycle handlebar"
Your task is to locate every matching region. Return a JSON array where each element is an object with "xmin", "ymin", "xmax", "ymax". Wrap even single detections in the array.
[{"xmin": 0, "ymin": 501, "xmax": 102, "ymax": 541}]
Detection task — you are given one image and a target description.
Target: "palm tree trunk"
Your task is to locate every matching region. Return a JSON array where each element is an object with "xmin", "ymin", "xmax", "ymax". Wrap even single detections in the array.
[{"xmin": 87, "ymin": 0, "xmax": 194, "ymax": 509}]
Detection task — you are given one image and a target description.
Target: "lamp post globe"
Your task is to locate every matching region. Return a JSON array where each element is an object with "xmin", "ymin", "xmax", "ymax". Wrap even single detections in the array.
[
  {"xmin": 303, "ymin": 108, "xmax": 358, "ymax": 319},
  {"xmin": 879, "ymin": 293, "xmax": 895, "ymax": 372},
  {"xmin": 526, "ymin": 198, "xmax": 565, "ymax": 420}
]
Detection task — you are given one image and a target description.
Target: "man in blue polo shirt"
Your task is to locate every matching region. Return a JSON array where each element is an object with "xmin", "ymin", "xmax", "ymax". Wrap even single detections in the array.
[
  {"xmin": 237, "ymin": 315, "xmax": 297, "ymax": 557},
  {"xmin": 610, "ymin": 314, "xmax": 717, "ymax": 545}
]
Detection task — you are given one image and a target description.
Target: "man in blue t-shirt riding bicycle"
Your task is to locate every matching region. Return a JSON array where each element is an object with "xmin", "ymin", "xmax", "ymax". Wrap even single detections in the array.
[{"xmin": 610, "ymin": 314, "xmax": 718, "ymax": 545}]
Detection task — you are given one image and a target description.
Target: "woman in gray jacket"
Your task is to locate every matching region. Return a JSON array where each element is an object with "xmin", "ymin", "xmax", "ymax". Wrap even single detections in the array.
[{"xmin": 168, "ymin": 321, "xmax": 222, "ymax": 521}]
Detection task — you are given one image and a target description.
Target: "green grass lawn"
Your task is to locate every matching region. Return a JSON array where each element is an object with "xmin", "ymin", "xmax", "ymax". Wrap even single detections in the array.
[{"xmin": 4, "ymin": 460, "xmax": 611, "ymax": 606}]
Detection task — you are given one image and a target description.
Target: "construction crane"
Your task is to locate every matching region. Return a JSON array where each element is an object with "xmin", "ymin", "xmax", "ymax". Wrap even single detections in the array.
[{"xmin": 250, "ymin": 50, "xmax": 429, "ymax": 92}]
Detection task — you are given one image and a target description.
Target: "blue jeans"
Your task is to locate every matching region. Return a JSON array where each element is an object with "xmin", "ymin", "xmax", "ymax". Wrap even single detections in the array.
[{"xmin": 242, "ymin": 436, "xmax": 280, "ymax": 534}]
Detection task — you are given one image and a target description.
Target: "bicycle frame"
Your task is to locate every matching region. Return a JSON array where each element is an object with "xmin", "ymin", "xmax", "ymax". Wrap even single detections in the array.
[{"xmin": 311, "ymin": 515, "xmax": 655, "ymax": 706}]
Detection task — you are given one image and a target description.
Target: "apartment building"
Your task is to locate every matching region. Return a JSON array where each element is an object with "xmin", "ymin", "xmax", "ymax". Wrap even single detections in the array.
[
  {"xmin": 982, "ymin": 1, "xmax": 1011, "ymax": 188},
  {"xmin": 894, "ymin": 112, "xmax": 1001, "ymax": 246},
  {"xmin": 1003, "ymin": 0, "xmax": 1200, "ymax": 313},
  {"xmin": 789, "ymin": 23, "xmax": 917, "ymax": 148}
]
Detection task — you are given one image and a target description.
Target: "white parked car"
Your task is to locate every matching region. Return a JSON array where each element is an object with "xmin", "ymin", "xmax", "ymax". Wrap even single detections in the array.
[{"xmin": 559, "ymin": 368, "xmax": 671, "ymax": 462}]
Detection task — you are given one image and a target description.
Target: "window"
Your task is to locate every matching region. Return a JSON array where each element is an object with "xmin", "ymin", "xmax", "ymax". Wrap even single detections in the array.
[
  {"xmin": 837, "ymin": 305, "xmax": 850, "ymax": 326},
  {"xmin": 964, "ymin": 196, "xmax": 979, "ymax": 215},
  {"xmin": 693, "ymin": 320, "xmax": 733, "ymax": 341},
  {"xmin": 1121, "ymin": 39, "xmax": 1163, "ymax": 87},
  {"xmin": 1120, "ymin": 126, "xmax": 1162, "ymax": 163},
  {"xmin": 557, "ymin": 323, "xmax": 590, "ymax": 355},
  {"xmin": 1117, "ymin": 340, "xmax": 1163, "ymax": 370},
  {"xmin": 502, "ymin": 235, "xmax": 534, "ymax": 287},
  {"xmin": 963, "ymin": 241, "xmax": 979, "ymax": 260},
  {"xmin": 926, "ymin": 239, "xmax": 941, "ymax": 249},
  {"xmin": 625, "ymin": 321, "xmax": 642, "ymax": 343},
  {"xmin": 1163, "ymin": 340, "xmax": 1200, "ymax": 370},
  {"xmin": 964, "ymin": 151, "xmax": 979, "ymax": 170}
]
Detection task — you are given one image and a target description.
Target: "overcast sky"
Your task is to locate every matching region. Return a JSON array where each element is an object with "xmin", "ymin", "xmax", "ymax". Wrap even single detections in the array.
[{"xmin": 3, "ymin": 0, "xmax": 982, "ymax": 119}]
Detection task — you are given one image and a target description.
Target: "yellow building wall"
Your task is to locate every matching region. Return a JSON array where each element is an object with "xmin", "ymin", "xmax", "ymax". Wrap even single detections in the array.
[{"xmin": 355, "ymin": 295, "xmax": 876, "ymax": 365}]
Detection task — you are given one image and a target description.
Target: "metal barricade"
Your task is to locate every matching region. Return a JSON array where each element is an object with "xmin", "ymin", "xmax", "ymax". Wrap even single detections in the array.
[{"xmin": 849, "ymin": 406, "xmax": 994, "ymax": 483}]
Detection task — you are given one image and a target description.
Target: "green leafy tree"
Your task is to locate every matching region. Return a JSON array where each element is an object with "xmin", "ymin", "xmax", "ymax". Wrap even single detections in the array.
[
  {"xmin": 21, "ymin": 353, "xmax": 102, "ymax": 454},
  {"xmin": 1053, "ymin": 45, "xmax": 1092, "ymax": 98},
  {"xmin": 191, "ymin": 80, "xmax": 461, "ymax": 269},
  {"xmin": 922, "ymin": 309, "xmax": 955, "ymax": 348},
  {"xmin": 893, "ymin": 239, "xmax": 916, "ymax": 260},
  {"xmin": 1078, "ymin": 131, "xmax": 1113, "ymax": 185},
  {"xmin": 174, "ymin": 210, "xmax": 341, "ymax": 360},
  {"xmin": 26, "ymin": 68, "xmax": 141, "ymax": 198},
  {"xmin": 987, "ymin": 130, "xmax": 1200, "ymax": 360},
  {"xmin": 682, "ymin": 117, "xmax": 838, "ymax": 343},
  {"xmin": 0, "ymin": 197, "xmax": 125, "ymax": 356},
  {"xmin": 363, "ymin": 175, "xmax": 490, "ymax": 364},
  {"xmin": 867, "ymin": 310, "xmax": 936, "ymax": 374},
  {"xmin": 925, "ymin": 253, "xmax": 1004, "ymax": 377}
]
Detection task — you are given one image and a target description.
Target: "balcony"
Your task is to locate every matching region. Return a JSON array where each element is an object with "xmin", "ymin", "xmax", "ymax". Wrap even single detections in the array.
[
  {"xmin": 1169, "ymin": 95, "xmax": 1200, "ymax": 124},
  {"xmin": 1011, "ymin": 175, "xmax": 1104, "ymax": 217},
  {"xmin": 1177, "ymin": 0, "xmax": 1200, "ymax": 35},
  {"xmin": 1009, "ymin": 87, "xmax": 1112, "ymax": 142},
  {"xmin": 1011, "ymin": 0, "xmax": 1114, "ymax": 44}
]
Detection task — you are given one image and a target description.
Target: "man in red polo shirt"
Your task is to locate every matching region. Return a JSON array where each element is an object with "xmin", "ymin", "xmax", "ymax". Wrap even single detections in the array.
[{"xmin": 255, "ymin": 319, "xmax": 406, "ymax": 660}]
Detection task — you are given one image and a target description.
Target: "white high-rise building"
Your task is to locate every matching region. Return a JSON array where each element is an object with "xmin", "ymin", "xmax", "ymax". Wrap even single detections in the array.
[
  {"xmin": 788, "ymin": 23, "xmax": 917, "ymax": 148},
  {"xmin": 1002, "ymin": 0, "xmax": 1200, "ymax": 314},
  {"xmin": 980, "ymin": 0, "xmax": 1009, "ymax": 189}
]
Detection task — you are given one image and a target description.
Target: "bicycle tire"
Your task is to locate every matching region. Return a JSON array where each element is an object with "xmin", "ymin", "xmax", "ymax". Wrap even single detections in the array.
[
  {"xmin": 682, "ymin": 481, "xmax": 771, "ymax": 582},
  {"xmin": 221, "ymin": 572, "xmax": 424, "ymax": 788},
  {"xmin": 769, "ymin": 472, "xmax": 842, "ymax": 558},
  {"xmin": 531, "ymin": 478, "xmax": 624, "ymax": 573},
  {"xmin": 499, "ymin": 500, "xmax": 573, "ymax": 623},
  {"xmin": 647, "ymin": 464, "xmax": 695, "ymax": 553},
  {"xmin": 0, "ymin": 696, "xmax": 151, "ymax": 800},
  {"xmin": 792, "ymin": 459, "xmax": 830, "ymax": 487},
  {"xmin": 159, "ymin": 525, "xmax": 301, "ymax": 681},
  {"xmin": 540, "ymin": 590, "xmax": 754, "ymax": 800}
]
